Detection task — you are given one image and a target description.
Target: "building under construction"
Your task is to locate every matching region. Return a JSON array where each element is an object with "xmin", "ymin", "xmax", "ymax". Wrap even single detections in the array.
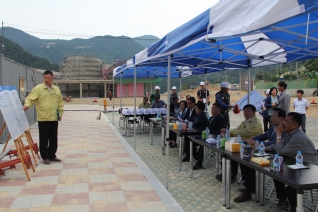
[{"xmin": 58, "ymin": 56, "xmax": 106, "ymax": 98}]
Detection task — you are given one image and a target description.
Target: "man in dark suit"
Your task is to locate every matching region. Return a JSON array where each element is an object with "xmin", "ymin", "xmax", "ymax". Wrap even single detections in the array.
[
  {"xmin": 193, "ymin": 103, "xmax": 226, "ymax": 169},
  {"xmin": 182, "ymin": 97, "xmax": 197, "ymax": 162},
  {"xmin": 184, "ymin": 97, "xmax": 197, "ymax": 122}
]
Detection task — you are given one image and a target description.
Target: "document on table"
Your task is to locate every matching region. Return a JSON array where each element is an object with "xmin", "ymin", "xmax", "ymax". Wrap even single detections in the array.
[
  {"xmin": 287, "ymin": 164, "xmax": 309, "ymax": 170},
  {"xmin": 253, "ymin": 153, "xmax": 271, "ymax": 157}
]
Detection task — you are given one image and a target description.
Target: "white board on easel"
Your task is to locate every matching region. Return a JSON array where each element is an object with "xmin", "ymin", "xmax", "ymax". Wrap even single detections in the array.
[{"xmin": 0, "ymin": 86, "xmax": 29, "ymax": 140}]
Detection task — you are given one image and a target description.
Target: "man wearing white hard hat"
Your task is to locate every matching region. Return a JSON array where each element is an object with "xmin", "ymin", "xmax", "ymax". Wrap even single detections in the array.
[
  {"xmin": 197, "ymin": 81, "xmax": 210, "ymax": 105},
  {"xmin": 149, "ymin": 86, "xmax": 160, "ymax": 104},
  {"xmin": 170, "ymin": 86, "xmax": 179, "ymax": 103},
  {"xmin": 215, "ymin": 82, "xmax": 233, "ymax": 128}
]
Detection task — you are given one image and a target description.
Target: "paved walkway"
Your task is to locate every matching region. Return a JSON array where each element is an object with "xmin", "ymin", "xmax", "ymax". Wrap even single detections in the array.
[{"xmin": 0, "ymin": 105, "xmax": 182, "ymax": 212}]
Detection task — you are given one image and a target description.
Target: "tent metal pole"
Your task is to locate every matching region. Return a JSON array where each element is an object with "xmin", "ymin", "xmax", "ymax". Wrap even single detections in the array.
[
  {"xmin": 165, "ymin": 55, "xmax": 171, "ymax": 190},
  {"xmin": 248, "ymin": 67, "xmax": 251, "ymax": 104},
  {"xmin": 120, "ymin": 73, "xmax": 122, "ymax": 110},
  {"xmin": 134, "ymin": 66, "xmax": 137, "ymax": 151},
  {"xmin": 112, "ymin": 76, "xmax": 115, "ymax": 124},
  {"xmin": 205, "ymin": 72, "xmax": 209, "ymax": 117},
  {"xmin": 179, "ymin": 77, "xmax": 182, "ymax": 100}
]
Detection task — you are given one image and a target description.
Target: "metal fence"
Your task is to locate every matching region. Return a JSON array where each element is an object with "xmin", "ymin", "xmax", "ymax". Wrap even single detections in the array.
[
  {"xmin": 255, "ymin": 79, "xmax": 317, "ymax": 97},
  {"xmin": 0, "ymin": 54, "xmax": 43, "ymax": 143}
]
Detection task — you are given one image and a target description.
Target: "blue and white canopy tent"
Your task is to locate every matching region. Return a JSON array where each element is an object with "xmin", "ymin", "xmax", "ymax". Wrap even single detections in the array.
[{"xmin": 116, "ymin": 0, "xmax": 318, "ymax": 192}]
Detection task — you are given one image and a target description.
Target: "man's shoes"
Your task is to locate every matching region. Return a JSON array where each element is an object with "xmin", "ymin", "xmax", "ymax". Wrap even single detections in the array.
[
  {"xmin": 233, "ymin": 191, "xmax": 252, "ymax": 203},
  {"xmin": 277, "ymin": 199, "xmax": 289, "ymax": 209},
  {"xmin": 288, "ymin": 207, "xmax": 296, "ymax": 212},
  {"xmin": 193, "ymin": 162, "xmax": 202, "ymax": 170},
  {"xmin": 215, "ymin": 174, "xmax": 222, "ymax": 181},
  {"xmin": 43, "ymin": 159, "xmax": 51, "ymax": 165},
  {"xmin": 170, "ymin": 143, "xmax": 177, "ymax": 148},
  {"xmin": 50, "ymin": 157, "xmax": 62, "ymax": 162},
  {"xmin": 215, "ymin": 174, "xmax": 236, "ymax": 183},
  {"xmin": 182, "ymin": 156, "xmax": 190, "ymax": 162},
  {"xmin": 238, "ymin": 187, "xmax": 256, "ymax": 194}
]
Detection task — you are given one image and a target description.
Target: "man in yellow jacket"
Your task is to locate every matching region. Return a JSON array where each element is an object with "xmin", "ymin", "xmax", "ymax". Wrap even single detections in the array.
[
  {"xmin": 216, "ymin": 104, "xmax": 263, "ymax": 182},
  {"xmin": 23, "ymin": 70, "xmax": 64, "ymax": 165}
]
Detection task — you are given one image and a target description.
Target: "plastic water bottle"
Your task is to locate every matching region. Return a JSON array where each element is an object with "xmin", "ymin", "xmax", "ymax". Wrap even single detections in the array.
[
  {"xmin": 259, "ymin": 142, "xmax": 265, "ymax": 155},
  {"xmin": 255, "ymin": 140, "xmax": 260, "ymax": 151},
  {"xmin": 273, "ymin": 154, "xmax": 281, "ymax": 172},
  {"xmin": 206, "ymin": 127, "xmax": 210, "ymax": 138},
  {"xmin": 296, "ymin": 151, "xmax": 303, "ymax": 167},
  {"xmin": 236, "ymin": 134, "xmax": 242, "ymax": 143},
  {"xmin": 225, "ymin": 128, "xmax": 230, "ymax": 141},
  {"xmin": 240, "ymin": 141, "xmax": 245, "ymax": 159},
  {"xmin": 216, "ymin": 135, "xmax": 221, "ymax": 148},
  {"xmin": 188, "ymin": 122, "xmax": 193, "ymax": 130}
]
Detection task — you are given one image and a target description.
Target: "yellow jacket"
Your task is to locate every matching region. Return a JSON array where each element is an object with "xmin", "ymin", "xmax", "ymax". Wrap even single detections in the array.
[
  {"xmin": 230, "ymin": 117, "xmax": 263, "ymax": 140},
  {"xmin": 25, "ymin": 82, "xmax": 64, "ymax": 121}
]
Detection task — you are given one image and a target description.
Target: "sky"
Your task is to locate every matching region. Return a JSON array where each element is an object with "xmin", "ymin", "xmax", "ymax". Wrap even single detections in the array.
[{"xmin": 2, "ymin": 0, "xmax": 219, "ymax": 40}]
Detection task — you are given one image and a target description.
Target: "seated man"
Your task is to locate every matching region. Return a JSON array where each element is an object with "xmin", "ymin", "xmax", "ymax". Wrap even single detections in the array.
[
  {"xmin": 151, "ymin": 94, "xmax": 167, "ymax": 108},
  {"xmin": 274, "ymin": 112, "xmax": 318, "ymax": 212},
  {"xmin": 170, "ymin": 97, "xmax": 180, "ymax": 114},
  {"xmin": 138, "ymin": 96, "xmax": 151, "ymax": 109},
  {"xmin": 193, "ymin": 103, "xmax": 227, "ymax": 169},
  {"xmin": 233, "ymin": 108, "xmax": 287, "ymax": 204},
  {"xmin": 217, "ymin": 104, "xmax": 263, "ymax": 182}
]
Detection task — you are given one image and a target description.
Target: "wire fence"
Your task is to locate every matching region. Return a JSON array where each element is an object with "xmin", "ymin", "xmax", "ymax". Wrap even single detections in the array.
[{"xmin": 256, "ymin": 79, "xmax": 317, "ymax": 89}]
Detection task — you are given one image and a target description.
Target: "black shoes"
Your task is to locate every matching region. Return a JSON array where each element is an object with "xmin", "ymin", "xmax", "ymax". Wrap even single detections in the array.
[
  {"xmin": 215, "ymin": 174, "xmax": 237, "ymax": 183},
  {"xmin": 182, "ymin": 156, "xmax": 190, "ymax": 162},
  {"xmin": 233, "ymin": 191, "xmax": 252, "ymax": 203},
  {"xmin": 193, "ymin": 162, "xmax": 202, "ymax": 170},
  {"xmin": 50, "ymin": 157, "xmax": 62, "ymax": 162},
  {"xmin": 277, "ymin": 199, "xmax": 289, "ymax": 209},
  {"xmin": 238, "ymin": 187, "xmax": 255, "ymax": 194},
  {"xmin": 170, "ymin": 143, "xmax": 177, "ymax": 148},
  {"xmin": 43, "ymin": 159, "xmax": 51, "ymax": 165}
]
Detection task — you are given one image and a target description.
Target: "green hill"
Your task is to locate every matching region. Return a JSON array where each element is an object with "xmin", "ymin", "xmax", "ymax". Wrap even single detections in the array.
[
  {"xmin": 0, "ymin": 37, "xmax": 60, "ymax": 71},
  {"xmin": 133, "ymin": 35, "xmax": 159, "ymax": 47},
  {"xmin": 1, "ymin": 27, "xmax": 147, "ymax": 65}
]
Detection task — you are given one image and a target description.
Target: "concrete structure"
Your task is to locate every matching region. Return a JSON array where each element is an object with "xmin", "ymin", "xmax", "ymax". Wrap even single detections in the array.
[
  {"xmin": 0, "ymin": 54, "xmax": 42, "ymax": 143},
  {"xmin": 59, "ymin": 56, "xmax": 106, "ymax": 98}
]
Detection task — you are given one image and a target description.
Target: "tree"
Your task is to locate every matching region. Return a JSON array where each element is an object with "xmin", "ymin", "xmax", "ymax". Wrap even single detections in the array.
[{"xmin": 304, "ymin": 58, "xmax": 318, "ymax": 72}]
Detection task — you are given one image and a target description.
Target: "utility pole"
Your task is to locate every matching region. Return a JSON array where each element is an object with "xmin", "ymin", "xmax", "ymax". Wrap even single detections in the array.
[{"xmin": 1, "ymin": 21, "xmax": 4, "ymax": 50}]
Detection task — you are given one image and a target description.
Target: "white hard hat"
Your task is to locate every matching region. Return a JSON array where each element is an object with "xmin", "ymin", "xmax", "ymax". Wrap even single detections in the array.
[
  {"xmin": 266, "ymin": 89, "xmax": 270, "ymax": 95},
  {"xmin": 172, "ymin": 86, "xmax": 176, "ymax": 90},
  {"xmin": 220, "ymin": 82, "xmax": 230, "ymax": 88},
  {"xmin": 155, "ymin": 86, "xmax": 160, "ymax": 90},
  {"xmin": 200, "ymin": 81, "xmax": 205, "ymax": 86}
]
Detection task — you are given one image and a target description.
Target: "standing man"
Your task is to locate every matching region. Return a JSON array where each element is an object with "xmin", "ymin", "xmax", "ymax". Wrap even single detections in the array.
[
  {"xmin": 277, "ymin": 81, "xmax": 290, "ymax": 113},
  {"xmin": 170, "ymin": 86, "xmax": 179, "ymax": 102},
  {"xmin": 293, "ymin": 89, "xmax": 309, "ymax": 133},
  {"xmin": 215, "ymin": 82, "xmax": 233, "ymax": 128},
  {"xmin": 149, "ymin": 86, "xmax": 160, "ymax": 104},
  {"xmin": 197, "ymin": 81, "xmax": 210, "ymax": 105},
  {"xmin": 22, "ymin": 70, "xmax": 64, "ymax": 165}
]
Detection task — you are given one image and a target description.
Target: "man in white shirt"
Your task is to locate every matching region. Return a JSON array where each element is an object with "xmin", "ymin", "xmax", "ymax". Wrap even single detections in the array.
[{"xmin": 293, "ymin": 89, "xmax": 309, "ymax": 133}]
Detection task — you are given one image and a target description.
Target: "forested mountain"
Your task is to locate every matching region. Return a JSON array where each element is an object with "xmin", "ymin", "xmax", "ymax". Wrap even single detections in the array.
[
  {"xmin": 1, "ymin": 27, "xmax": 153, "ymax": 65},
  {"xmin": 0, "ymin": 37, "xmax": 60, "ymax": 71},
  {"xmin": 133, "ymin": 35, "xmax": 159, "ymax": 47}
]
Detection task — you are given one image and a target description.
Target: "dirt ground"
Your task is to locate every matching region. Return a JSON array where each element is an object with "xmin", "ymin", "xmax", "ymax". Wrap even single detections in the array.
[{"xmin": 66, "ymin": 84, "xmax": 318, "ymax": 118}]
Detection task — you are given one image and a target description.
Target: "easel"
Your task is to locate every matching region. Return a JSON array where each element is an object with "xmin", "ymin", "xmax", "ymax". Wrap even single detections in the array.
[
  {"xmin": 0, "ymin": 122, "xmax": 39, "ymax": 166},
  {"xmin": 0, "ymin": 135, "xmax": 35, "ymax": 181}
]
